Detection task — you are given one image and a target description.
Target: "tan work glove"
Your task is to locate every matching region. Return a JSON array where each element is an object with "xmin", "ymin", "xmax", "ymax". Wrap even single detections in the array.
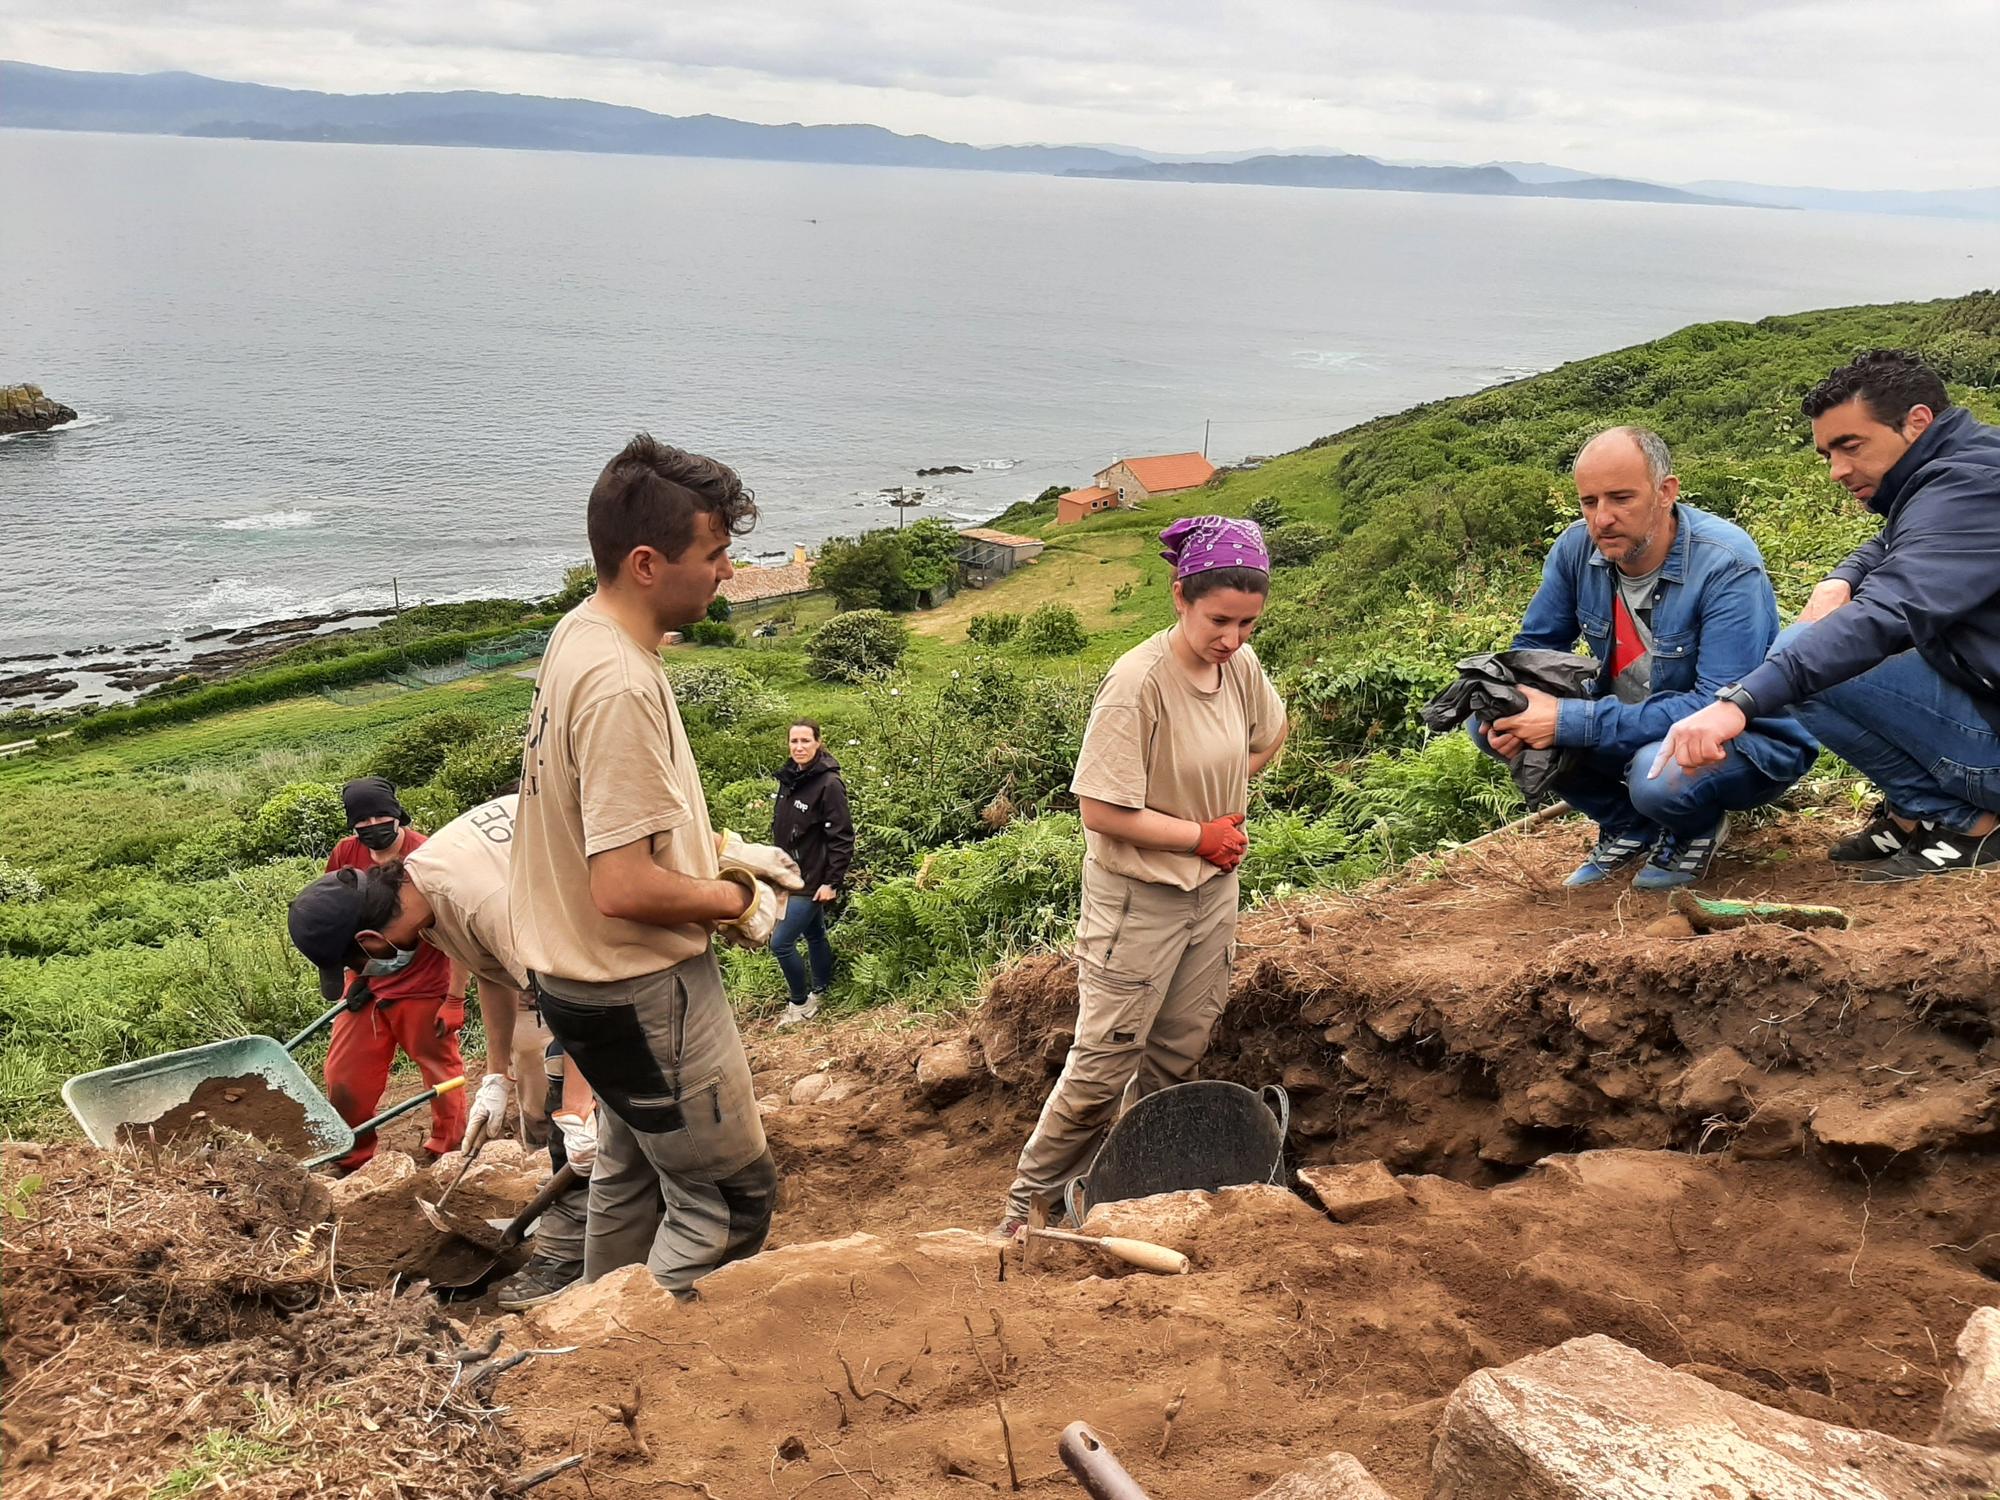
[
  {"xmin": 717, "ymin": 868, "xmax": 786, "ymax": 949},
  {"xmin": 717, "ymin": 830, "xmax": 805, "ymax": 893}
]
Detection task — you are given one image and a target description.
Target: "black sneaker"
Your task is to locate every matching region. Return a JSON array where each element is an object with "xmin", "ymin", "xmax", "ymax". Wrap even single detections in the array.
[
  {"xmin": 1632, "ymin": 815, "xmax": 1730, "ymax": 892},
  {"xmin": 494, "ymin": 1256, "xmax": 584, "ymax": 1311},
  {"xmin": 1855, "ymin": 824, "xmax": 2000, "ymax": 883},
  {"xmin": 1829, "ymin": 805, "xmax": 1910, "ymax": 863}
]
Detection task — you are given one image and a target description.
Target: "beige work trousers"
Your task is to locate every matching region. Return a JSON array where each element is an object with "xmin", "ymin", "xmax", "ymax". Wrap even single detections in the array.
[{"xmin": 1007, "ymin": 862, "xmax": 1239, "ymax": 1220}]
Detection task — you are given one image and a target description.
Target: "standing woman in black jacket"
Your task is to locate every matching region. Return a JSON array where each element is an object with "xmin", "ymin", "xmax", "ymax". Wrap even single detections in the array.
[{"xmin": 770, "ymin": 720, "xmax": 854, "ymax": 1026}]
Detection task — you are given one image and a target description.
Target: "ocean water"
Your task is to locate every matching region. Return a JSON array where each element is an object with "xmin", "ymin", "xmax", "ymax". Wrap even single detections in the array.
[{"xmin": 6, "ymin": 127, "xmax": 2000, "ymax": 689}]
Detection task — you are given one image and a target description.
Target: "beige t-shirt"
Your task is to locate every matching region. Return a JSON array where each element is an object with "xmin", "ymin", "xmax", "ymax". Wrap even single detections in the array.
[
  {"xmin": 407, "ymin": 794, "xmax": 526, "ymax": 995},
  {"xmin": 1070, "ymin": 629, "xmax": 1286, "ymax": 891},
  {"xmin": 509, "ymin": 598, "xmax": 720, "ymax": 983}
]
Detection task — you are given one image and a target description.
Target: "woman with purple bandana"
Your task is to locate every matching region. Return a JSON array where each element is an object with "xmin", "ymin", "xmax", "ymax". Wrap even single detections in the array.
[{"xmin": 996, "ymin": 516, "xmax": 1289, "ymax": 1240}]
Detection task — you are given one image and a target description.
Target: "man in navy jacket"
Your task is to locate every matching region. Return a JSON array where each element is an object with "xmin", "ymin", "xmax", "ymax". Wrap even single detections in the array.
[
  {"xmin": 1656, "ymin": 352, "xmax": 2000, "ymax": 882},
  {"xmin": 1480, "ymin": 426, "xmax": 1816, "ymax": 889}
]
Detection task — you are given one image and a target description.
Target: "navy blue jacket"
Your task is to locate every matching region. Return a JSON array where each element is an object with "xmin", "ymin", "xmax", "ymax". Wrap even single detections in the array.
[
  {"xmin": 1516, "ymin": 503, "xmax": 1817, "ymax": 780},
  {"xmin": 1742, "ymin": 407, "xmax": 2000, "ymax": 729}
]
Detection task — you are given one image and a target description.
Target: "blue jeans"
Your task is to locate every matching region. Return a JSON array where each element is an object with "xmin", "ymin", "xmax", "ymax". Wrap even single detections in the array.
[
  {"xmin": 1469, "ymin": 720, "xmax": 1800, "ymax": 841},
  {"xmin": 770, "ymin": 895, "xmax": 834, "ymax": 1004},
  {"xmin": 1774, "ymin": 622, "xmax": 2000, "ymax": 835}
]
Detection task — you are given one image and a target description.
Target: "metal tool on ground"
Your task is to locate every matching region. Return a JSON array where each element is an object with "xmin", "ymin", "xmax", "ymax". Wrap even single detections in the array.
[
  {"xmin": 432, "ymin": 1113, "xmax": 496, "ymax": 1213},
  {"xmin": 423, "ymin": 1162, "xmax": 583, "ymax": 1292},
  {"xmin": 1063, "ymin": 1078, "xmax": 1290, "ymax": 1226},
  {"xmin": 63, "ymin": 999, "xmax": 351, "ymax": 1152},
  {"xmin": 1670, "ymin": 889, "xmax": 1850, "ymax": 933},
  {"xmin": 1024, "ymin": 1224, "xmax": 1189, "ymax": 1276},
  {"xmin": 302, "ymin": 1074, "xmax": 468, "ymax": 1169},
  {"xmin": 1059, "ymin": 1423, "xmax": 1153, "ymax": 1500}
]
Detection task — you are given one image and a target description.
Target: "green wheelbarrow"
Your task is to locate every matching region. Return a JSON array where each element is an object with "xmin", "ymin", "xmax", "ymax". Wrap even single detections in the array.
[{"xmin": 63, "ymin": 999, "xmax": 467, "ymax": 1170}]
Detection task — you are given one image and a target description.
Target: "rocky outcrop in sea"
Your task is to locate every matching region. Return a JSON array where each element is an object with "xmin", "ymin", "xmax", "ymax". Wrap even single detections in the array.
[{"xmin": 0, "ymin": 384, "xmax": 78, "ymax": 435}]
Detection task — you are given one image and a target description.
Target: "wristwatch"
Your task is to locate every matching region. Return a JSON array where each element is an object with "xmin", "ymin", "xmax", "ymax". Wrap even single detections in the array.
[{"xmin": 1714, "ymin": 683, "xmax": 1758, "ymax": 718}]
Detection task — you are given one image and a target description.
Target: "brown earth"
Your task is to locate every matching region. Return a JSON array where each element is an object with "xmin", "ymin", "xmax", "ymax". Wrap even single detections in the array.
[
  {"xmin": 7, "ymin": 811, "xmax": 1998, "ymax": 1498},
  {"xmin": 116, "ymin": 1073, "xmax": 317, "ymax": 1155}
]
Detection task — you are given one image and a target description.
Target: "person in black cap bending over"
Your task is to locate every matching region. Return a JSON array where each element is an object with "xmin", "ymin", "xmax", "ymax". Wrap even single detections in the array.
[{"xmin": 311, "ymin": 776, "xmax": 470, "ymax": 1168}]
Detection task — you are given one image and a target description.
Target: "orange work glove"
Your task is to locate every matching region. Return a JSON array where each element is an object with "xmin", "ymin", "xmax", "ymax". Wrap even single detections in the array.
[{"xmin": 1193, "ymin": 814, "xmax": 1248, "ymax": 870}]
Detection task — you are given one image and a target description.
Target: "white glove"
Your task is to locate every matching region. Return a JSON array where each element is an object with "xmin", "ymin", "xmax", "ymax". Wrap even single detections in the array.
[
  {"xmin": 465, "ymin": 1072, "xmax": 512, "ymax": 1141},
  {"xmin": 717, "ymin": 869, "xmax": 785, "ymax": 949},
  {"xmin": 552, "ymin": 1110, "xmax": 597, "ymax": 1172},
  {"xmin": 717, "ymin": 830, "xmax": 805, "ymax": 893}
]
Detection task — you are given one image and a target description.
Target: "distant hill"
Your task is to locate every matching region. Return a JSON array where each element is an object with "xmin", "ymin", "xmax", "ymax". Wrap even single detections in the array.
[
  {"xmin": 1680, "ymin": 179, "xmax": 2000, "ymax": 220},
  {"xmin": 0, "ymin": 61, "xmax": 1138, "ymax": 174},
  {"xmin": 1063, "ymin": 152, "xmax": 1746, "ymax": 207}
]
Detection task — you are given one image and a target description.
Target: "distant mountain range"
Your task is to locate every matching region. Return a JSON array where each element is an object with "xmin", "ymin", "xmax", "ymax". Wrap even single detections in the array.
[
  {"xmin": 4, "ymin": 61, "xmax": 1994, "ymax": 218},
  {"xmin": 1062, "ymin": 153, "xmax": 1741, "ymax": 206}
]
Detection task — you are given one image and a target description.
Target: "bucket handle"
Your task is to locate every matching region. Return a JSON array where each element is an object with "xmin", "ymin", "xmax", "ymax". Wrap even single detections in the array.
[
  {"xmin": 1062, "ymin": 1176, "xmax": 1090, "ymax": 1229},
  {"xmin": 1260, "ymin": 1084, "xmax": 1291, "ymax": 1185}
]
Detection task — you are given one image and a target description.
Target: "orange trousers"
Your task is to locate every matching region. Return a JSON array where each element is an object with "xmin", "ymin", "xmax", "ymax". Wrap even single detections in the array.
[{"xmin": 323, "ymin": 998, "xmax": 468, "ymax": 1169}]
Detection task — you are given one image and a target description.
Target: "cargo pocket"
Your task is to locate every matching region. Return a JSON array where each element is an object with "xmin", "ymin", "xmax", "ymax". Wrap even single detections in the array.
[
  {"xmin": 1075, "ymin": 881, "xmax": 1135, "ymax": 968},
  {"xmin": 530, "ymin": 989, "xmax": 675, "ymax": 1118},
  {"xmin": 643, "ymin": 1069, "xmax": 768, "ymax": 1180},
  {"xmin": 1074, "ymin": 963, "xmax": 1158, "ymax": 1055}
]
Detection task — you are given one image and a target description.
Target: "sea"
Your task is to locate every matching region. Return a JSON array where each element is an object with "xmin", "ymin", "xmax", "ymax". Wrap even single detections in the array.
[{"xmin": 6, "ymin": 128, "xmax": 2000, "ymax": 707}]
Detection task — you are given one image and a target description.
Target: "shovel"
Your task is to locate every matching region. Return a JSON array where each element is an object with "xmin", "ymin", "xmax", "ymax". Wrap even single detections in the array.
[
  {"xmin": 420, "ymin": 1162, "xmax": 582, "ymax": 1291},
  {"xmin": 431, "ymin": 1113, "xmax": 496, "ymax": 1214}
]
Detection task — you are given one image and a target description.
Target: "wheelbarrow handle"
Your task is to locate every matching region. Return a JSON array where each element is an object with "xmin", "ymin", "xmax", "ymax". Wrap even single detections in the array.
[
  {"xmin": 283, "ymin": 1000, "xmax": 347, "ymax": 1055},
  {"xmin": 306, "ymin": 1075, "xmax": 467, "ymax": 1169},
  {"xmin": 1059, "ymin": 1423, "xmax": 1152, "ymax": 1500}
]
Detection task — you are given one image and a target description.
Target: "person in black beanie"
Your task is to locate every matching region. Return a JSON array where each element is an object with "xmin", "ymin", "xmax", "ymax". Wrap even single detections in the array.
[{"xmin": 317, "ymin": 776, "xmax": 469, "ymax": 1167}]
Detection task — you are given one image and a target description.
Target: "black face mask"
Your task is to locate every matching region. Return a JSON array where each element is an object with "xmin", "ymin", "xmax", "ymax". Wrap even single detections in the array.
[{"xmin": 355, "ymin": 822, "xmax": 401, "ymax": 852}]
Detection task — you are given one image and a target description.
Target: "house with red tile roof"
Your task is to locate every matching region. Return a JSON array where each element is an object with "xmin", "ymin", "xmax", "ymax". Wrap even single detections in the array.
[{"xmin": 1054, "ymin": 452, "xmax": 1218, "ymax": 525}]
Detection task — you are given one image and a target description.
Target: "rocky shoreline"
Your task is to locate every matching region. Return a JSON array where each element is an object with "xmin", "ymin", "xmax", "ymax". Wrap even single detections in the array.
[
  {"xmin": 0, "ymin": 607, "xmax": 396, "ymax": 714},
  {"xmin": 0, "ymin": 384, "xmax": 78, "ymax": 436}
]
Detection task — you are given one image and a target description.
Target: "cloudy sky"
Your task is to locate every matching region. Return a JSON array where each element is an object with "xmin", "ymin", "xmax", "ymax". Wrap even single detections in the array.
[{"xmin": 4, "ymin": 0, "xmax": 1995, "ymax": 188}]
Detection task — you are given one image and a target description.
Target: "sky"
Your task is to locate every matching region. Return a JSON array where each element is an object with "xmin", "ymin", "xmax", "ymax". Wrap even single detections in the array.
[{"xmin": 4, "ymin": 0, "xmax": 1996, "ymax": 190}]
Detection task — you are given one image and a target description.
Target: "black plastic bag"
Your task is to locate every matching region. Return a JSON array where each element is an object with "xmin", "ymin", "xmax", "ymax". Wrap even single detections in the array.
[{"xmin": 1421, "ymin": 649, "xmax": 1602, "ymax": 808}]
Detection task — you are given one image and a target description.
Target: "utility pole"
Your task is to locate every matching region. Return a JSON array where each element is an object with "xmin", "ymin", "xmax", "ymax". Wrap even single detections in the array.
[
  {"xmin": 391, "ymin": 576, "xmax": 402, "ymax": 617},
  {"xmin": 1202, "ymin": 419, "xmax": 1211, "ymax": 459}
]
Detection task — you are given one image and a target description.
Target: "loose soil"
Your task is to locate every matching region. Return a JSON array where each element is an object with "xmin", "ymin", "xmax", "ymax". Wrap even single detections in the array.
[
  {"xmin": 9, "ymin": 811, "xmax": 1999, "ymax": 1498},
  {"xmin": 116, "ymin": 1073, "xmax": 317, "ymax": 1156}
]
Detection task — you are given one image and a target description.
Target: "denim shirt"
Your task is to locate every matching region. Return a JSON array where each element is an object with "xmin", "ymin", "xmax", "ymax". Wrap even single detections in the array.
[{"xmin": 1513, "ymin": 503, "xmax": 1817, "ymax": 779}]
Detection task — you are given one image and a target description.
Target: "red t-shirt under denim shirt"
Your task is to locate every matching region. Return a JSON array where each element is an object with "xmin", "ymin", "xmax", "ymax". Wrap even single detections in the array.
[{"xmin": 325, "ymin": 830, "xmax": 451, "ymax": 1003}]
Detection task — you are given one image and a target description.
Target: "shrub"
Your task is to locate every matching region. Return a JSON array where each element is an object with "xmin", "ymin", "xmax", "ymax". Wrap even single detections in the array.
[
  {"xmin": 399, "ymin": 782, "xmax": 463, "ymax": 833},
  {"xmin": 359, "ymin": 709, "xmax": 489, "ymax": 788},
  {"xmin": 806, "ymin": 610, "xmax": 909, "ymax": 683},
  {"xmin": 710, "ymin": 775, "xmax": 778, "ymax": 843},
  {"xmin": 967, "ymin": 612, "xmax": 1021, "ymax": 645},
  {"xmin": 246, "ymin": 782, "xmax": 348, "ymax": 860},
  {"xmin": 550, "ymin": 562, "xmax": 597, "ymax": 612},
  {"xmin": 685, "ymin": 619, "xmax": 737, "ymax": 648},
  {"xmin": 1016, "ymin": 603, "xmax": 1087, "ymax": 656},
  {"xmin": 706, "ymin": 595, "xmax": 733, "ymax": 622},
  {"xmin": 1248, "ymin": 496, "xmax": 1289, "ymax": 529},
  {"xmin": 669, "ymin": 663, "xmax": 777, "ymax": 726},
  {"xmin": 428, "ymin": 730, "xmax": 523, "ymax": 810},
  {"xmin": 162, "ymin": 821, "xmax": 253, "ymax": 880},
  {"xmin": 0, "ymin": 857, "xmax": 45, "ymax": 904},
  {"xmin": 1266, "ymin": 521, "xmax": 1337, "ymax": 569}
]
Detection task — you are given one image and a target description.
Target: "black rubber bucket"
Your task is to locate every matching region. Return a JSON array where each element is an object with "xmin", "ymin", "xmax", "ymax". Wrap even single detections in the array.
[{"xmin": 1065, "ymin": 1079, "xmax": 1290, "ymax": 1223}]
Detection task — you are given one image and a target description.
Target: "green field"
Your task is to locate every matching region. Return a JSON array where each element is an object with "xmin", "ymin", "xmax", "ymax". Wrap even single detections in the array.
[{"xmin": 3, "ymin": 291, "xmax": 1995, "ymax": 1136}]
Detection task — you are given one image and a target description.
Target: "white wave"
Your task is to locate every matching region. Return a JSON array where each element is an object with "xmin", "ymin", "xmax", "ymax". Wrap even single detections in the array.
[
  {"xmin": 179, "ymin": 578, "xmax": 310, "ymax": 626},
  {"xmin": 216, "ymin": 508, "xmax": 324, "ymax": 532},
  {"xmin": 1291, "ymin": 350, "xmax": 1369, "ymax": 369},
  {"xmin": 973, "ymin": 458, "xmax": 1019, "ymax": 470},
  {"xmin": 0, "ymin": 410, "xmax": 112, "ymax": 443}
]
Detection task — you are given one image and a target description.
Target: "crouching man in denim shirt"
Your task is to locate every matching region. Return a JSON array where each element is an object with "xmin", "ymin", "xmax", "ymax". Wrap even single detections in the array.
[{"xmin": 1475, "ymin": 426, "xmax": 1816, "ymax": 889}]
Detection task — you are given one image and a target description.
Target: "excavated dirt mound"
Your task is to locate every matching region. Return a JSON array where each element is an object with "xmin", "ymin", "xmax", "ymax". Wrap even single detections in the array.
[
  {"xmin": 0, "ymin": 1140, "xmax": 522, "ymax": 1499},
  {"xmin": 977, "ymin": 814, "xmax": 2000, "ymax": 1187},
  {"xmin": 115, "ymin": 1073, "xmax": 317, "ymax": 1155}
]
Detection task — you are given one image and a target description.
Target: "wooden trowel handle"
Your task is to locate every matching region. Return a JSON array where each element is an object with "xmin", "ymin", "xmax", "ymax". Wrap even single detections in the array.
[
  {"xmin": 1032, "ymin": 1227, "xmax": 1189, "ymax": 1275},
  {"xmin": 499, "ymin": 1162, "xmax": 582, "ymax": 1250}
]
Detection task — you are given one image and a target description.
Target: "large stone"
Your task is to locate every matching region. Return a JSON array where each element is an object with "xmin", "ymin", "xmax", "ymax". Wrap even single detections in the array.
[
  {"xmin": 326, "ymin": 1149, "xmax": 417, "ymax": 1207},
  {"xmin": 1080, "ymin": 1183, "xmax": 1326, "ymax": 1257},
  {"xmin": 1249, "ymin": 1452, "xmax": 1394, "ymax": 1499},
  {"xmin": 1810, "ymin": 1085, "xmax": 1998, "ymax": 1162},
  {"xmin": 424, "ymin": 1137, "xmax": 539, "ymax": 1195},
  {"xmin": 789, "ymin": 1072, "xmax": 831, "ymax": 1106},
  {"xmin": 1432, "ymin": 1334, "xmax": 2000, "ymax": 1499},
  {"xmin": 914, "ymin": 1038, "xmax": 981, "ymax": 1106},
  {"xmin": 1672, "ymin": 1046, "xmax": 1754, "ymax": 1118},
  {"xmin": 528, "ymin": 1262, "xmax": 676, "ymax": 1342},
  {"xmin": 1295, "ymin": 1161, "xmax": 1409, "ymax": 1222},
  {"xmin": 1938, "ymin": 1305, "xmax": 2000, "ymax": 1453},
  {"xmin": 0, "ymin": 384, "xmax": 78, "ymax": 436}
]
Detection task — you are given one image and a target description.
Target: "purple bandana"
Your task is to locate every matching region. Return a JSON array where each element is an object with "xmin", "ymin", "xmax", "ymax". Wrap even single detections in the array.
[{"xmin": 1159, "ymin": 515, "xmax": 1271, "ymax": 580}]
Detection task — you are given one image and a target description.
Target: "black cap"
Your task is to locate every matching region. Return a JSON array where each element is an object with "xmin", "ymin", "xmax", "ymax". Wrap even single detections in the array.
[
  {"xmin": 341, "ymin": 775, "xmax": 408, "ymax": 829},
  {"xmin": 288, "ymin": 867, "xmax": 399, "ymax": 1001}
]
